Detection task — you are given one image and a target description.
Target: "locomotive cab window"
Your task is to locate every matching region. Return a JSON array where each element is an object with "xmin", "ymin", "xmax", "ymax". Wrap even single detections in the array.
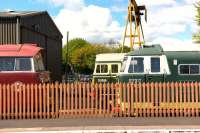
[
  {"xmin": 120, "ymin": 57, "xmax": 128, "ymax": 72},
  {"xmin": 151, "ymin": 57, "xmax": 160, "ymax": 72},
  {"xmin": 128, "ymin": 57, "xmax": 144, "ymax": 73}
]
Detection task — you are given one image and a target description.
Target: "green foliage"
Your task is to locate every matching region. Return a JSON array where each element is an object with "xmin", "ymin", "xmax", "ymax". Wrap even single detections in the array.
[
  {"xmin": 62, "ymin": 38, "xmax": 130, "ymax": 74},
  {"xmin": 193, "ymin": 2, "xmax": 200, "ymax": 43}
]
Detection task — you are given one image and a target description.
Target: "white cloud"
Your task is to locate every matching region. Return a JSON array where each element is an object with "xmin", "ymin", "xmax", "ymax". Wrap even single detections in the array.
[
  {"xmin": 54, "ymin": 4, "xmax": 123, "ymax": 44},
  {"xmin": 137, "ymin": 0, "xmax": 176, "ymax": 7},
  {"xmin": 49, "ymin": 0, "xmax": 199, "ymax": 46},
  {"xmin": 50, "ymin": 0, "xmax": 84, "ymax": 10}
]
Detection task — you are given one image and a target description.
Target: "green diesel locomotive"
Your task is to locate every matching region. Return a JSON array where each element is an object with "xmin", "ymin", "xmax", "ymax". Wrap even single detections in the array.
[{"xmin": 119, "ymin": 44, "xmax": 200, "ymax": 83}]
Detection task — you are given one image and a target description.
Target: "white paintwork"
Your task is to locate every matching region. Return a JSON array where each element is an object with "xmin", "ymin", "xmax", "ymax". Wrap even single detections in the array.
[
  {"xmin": 95, "ymin": 53, "xmax": 126, "ymax": 62},
  {"xmin": 120, "ymin": 55, "xmax": 171, "ymax": 75}
]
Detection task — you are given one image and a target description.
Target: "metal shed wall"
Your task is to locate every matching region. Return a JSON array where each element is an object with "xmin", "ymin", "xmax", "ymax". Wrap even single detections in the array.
[{"xmin": 0, "ymin": 17, "xmax": 18, "ymax": 44}]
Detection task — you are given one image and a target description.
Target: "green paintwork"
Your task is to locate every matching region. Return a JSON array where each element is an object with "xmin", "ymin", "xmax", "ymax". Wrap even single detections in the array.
[
  {"xmin": 127, "ymin": 45, "xmax": 163, "ymax": 56},
  {"xmin": 118, "ymin": 44, "xmax": 200, "ymax": 83}
]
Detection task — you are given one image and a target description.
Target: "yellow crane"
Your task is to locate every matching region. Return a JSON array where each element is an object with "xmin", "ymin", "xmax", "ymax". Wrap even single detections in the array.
[{"xmin": 122, "ymin": 0, "xmax": 147, "ymax": 52}]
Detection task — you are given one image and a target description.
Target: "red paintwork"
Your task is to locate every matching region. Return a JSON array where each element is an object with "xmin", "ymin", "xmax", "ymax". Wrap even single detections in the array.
[
  {"xmin": 0, "ymin": 72, "xmax": 41, "ymax": 84},
  {"xmin": 0, "ymin": 44, "xmax": 42, "ymax": 57}
]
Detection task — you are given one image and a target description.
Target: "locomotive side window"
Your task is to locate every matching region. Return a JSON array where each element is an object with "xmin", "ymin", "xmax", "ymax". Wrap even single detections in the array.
[
  {"xmin": 96, "ymin": 64, "xmax": 108, "ymax": 73},
  {"xmin": 179, "ymin": 64, "xmax": 200, "ymax": 75},
  {"xmin": 180, "ymin": 65, "xmax": 189, "ymax": 74},
  {"xmin": 111, "ymin": 64, "xmax": 118, "ymax": 73},
  {"xmin": 101, "ymin": 65, "xmax": 108, "ymax": 73},
  {"xmin": 128, "ymin": 57, "xmax": 144, "ymax": 73},
  {"xmin": 151, "ymin": 57, "xmax": 160, "ymax": 72},
  {"xmin": 96, "ymin": 65, "xmax": 100, "ymax": 73},
  {"xmin": 190, "ymin": 65, "xmax": 199, "ymax": 74}
]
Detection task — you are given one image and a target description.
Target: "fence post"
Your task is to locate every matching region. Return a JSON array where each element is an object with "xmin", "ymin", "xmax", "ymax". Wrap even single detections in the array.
[
  {"xmin": 59, "ymin": 83, "xmax": 63, "ymax": 118},
  {"xmin": 111, "ymin": 83, "xmax": 115, "ymax": 117},
  {"xmin": 26, "ymin": 84, "xmax": 30, "ymax": 119},
  {"xmin": 87, "ymin": 83, "xmax": 90, "ymax": 117},
  {"xmin": 107, "ymin": 83, "xmax": 111, "ymax": 117},
  {"xmin": 163, "ymin": 82, "xmax": 166, "ymax": 117},
  {"xmin": 51, "ymin": 83, "xmax": 55, "ymax": 118},
  {"xmin": 142, "ymin": 83, "xmax": 146, "ymax": 117},
  {"xmin": 171, "ymin": 82, "xmax": 175, "ymax": 117},
  {"xmin": 127, "ymin": 83, "xmax": 131, "ymax": 117},
  {"xmin": 3, "ymin": 84, "xmax": 6, "ymax": 120},
  {"xmin": 34, "ymin": 84, "xmax": 38, "ymax": 119},
  {"xmin": 46, "ymin": 83, "xmax": 50, "ymax": 119},
  {"xmin": 123, "ymin": 83, "xmax": 126, "ymax": 117},
  {"xmin": 91, "ymin": 83, "xmax": 95, "ymax": 117},
  {"xmin": 158, "ymin": 82, "xmax": 162, "ymax": 117},
  {"xmin": 15, "ymin": 84, "xmax": 19, "ymax": 119},
  {"xmin": 138, "ymin": 82, "xmax": 142, "ymax": 117},
  {"xmin": 130, "ymin": 83, "xmax": 134, "ymax": 117},
  {"xmin": 175, "ymin": 82, "xmax": 179, "ymax": 117},
  {"xmin": 95, "ymin": 83, "xmax": 99, "ymax": 116},
  {"xmin": 155, "ymin": 82, "xmax": 158, "ymax": 117},
  {"xmin": 11, "ymin": 85, "xmax": 14, "ymax": 119},
  {"xmin": 134, "ymin": 83, "xmax": 138, "ymax": 117},
  {"xmin": 22, "ymin": 84, "xmax": 26, "ymax": 119},
  {"xmin": 179, "ymin": 82, "xmax": 183, "ymax": 117},
  {"xmin": 150, "ymin": 83, "xmax": 154, "ymax": 117},
  {"xmin": 67, "ymin": 83, "xmax": 70, "ymax": 117},
  {"xmin": 183, "ymin": 82, "xmax": 187, "ymax": 117},
  {"xmin": 74, "ymin": 83, "xmax": 78, "ymax": 117},
  {"xmin": 70, "ymin": 83, "xmax": 74, "ymax": 117},
  {"xmin": 167, "ymin": 82, "xmax": 170, "ymax": 117},
  {"xmin": 196, "ymin": 82, "xmax": 199, "ymax": 117},
  {"xmin": 7, "ymin": 84, "xmax": 11, "ymax": 119},
  {"xmin": 187, "ymin": 82, "xmax": 191, "ymax": 117},
  {"xmin": 43, "ymin": 84, "xmax": 47, "ymax": 119},
  {"xmin": 39, "ymin": 84, "xmax": 42, "ymax": 119},
  {"xmin": 191, "ymin": 82, "xmax": 195, "ymax": 117},
  {"xmin": 63, "ymin": 83, "xmax": 67, "ymax": 118},
  {"xmin": 146, "ymin": 82, "xmax": 150, "ymax": 117}
]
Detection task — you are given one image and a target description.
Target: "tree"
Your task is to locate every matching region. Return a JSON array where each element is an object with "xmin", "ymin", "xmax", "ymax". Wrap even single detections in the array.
[
  {"xmin": 62, "ymin": 38, "xmax": 89, "ymax": 73},
  {"xmin": 193, "ymin": 2, "xmax": 200, "ymax": 43}
]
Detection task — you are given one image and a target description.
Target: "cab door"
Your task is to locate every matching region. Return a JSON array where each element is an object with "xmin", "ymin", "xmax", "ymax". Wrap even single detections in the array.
[{"xmin": 146, "ymin": 57, "xmax": 165, "ymax": 82}]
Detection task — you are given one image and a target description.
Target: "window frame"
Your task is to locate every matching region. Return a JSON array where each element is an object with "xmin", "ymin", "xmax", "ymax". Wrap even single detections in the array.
[
  {"xmin": 150, "ymin": 57, "xmax": 161, "ymax": 73},
  {"xmin": 178, "ymin": 64, "xmax": 200, "ymax": 75},
  {"xmin": 128, "ymin": 57, "xmax": 144, "ymax": 74},
  {"xmin": 111, "ymin": 64, "xmax": 118, "ymax": 74}
]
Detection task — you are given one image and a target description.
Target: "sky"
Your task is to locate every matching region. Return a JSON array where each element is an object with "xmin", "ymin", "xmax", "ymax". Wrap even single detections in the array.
[{"xmin": 1, "ymin": 0, "xmax": 200, "ymax": 46}]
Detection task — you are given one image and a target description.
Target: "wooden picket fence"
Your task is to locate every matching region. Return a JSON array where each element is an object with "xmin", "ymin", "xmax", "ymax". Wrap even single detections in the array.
[{"xmin": 0, "ymin": 82, "xmax": 200, "ymax": 120}]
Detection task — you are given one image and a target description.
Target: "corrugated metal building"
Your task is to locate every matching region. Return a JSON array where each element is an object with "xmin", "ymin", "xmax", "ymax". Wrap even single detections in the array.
[{"xmin": 0, "ymin": 11, "xmax": 63, "ymax": 81}]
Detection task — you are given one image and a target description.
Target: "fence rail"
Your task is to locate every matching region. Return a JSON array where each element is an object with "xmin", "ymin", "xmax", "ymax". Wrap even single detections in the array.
[{"xmin": 0, "ymin": 82, "xmax": 200, "ymax": 120}]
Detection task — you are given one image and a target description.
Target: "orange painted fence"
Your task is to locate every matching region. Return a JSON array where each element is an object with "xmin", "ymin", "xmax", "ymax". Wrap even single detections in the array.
[{"xmin": 0, "ymin": 82, "xmax": 200, "ymax": 120}]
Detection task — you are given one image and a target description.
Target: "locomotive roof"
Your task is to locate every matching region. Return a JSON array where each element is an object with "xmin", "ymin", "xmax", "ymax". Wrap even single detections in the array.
[
  {"xmin": 127, "ymin": 45, "xmax": 163, "ymax": 56},
  {"xmin": 127, "ymin": 44, "xmax": 200, "ymax": 56},
  {"xmin": 0, "ymin": 44, "xmax": 42, "ymax": 57},
  {"xmin": 96, "ymin": 53, "xmax": 126, "ymax": 62}
]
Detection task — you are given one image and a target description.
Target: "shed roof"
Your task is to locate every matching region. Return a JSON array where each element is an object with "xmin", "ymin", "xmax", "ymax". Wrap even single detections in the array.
[
  {"xmin": 0, "ymin": 11, "xmax": 46, "ymax": 17},
  {"xmin": 0, "ymin": 44, "xmax": 42, "ymax": 57}
]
